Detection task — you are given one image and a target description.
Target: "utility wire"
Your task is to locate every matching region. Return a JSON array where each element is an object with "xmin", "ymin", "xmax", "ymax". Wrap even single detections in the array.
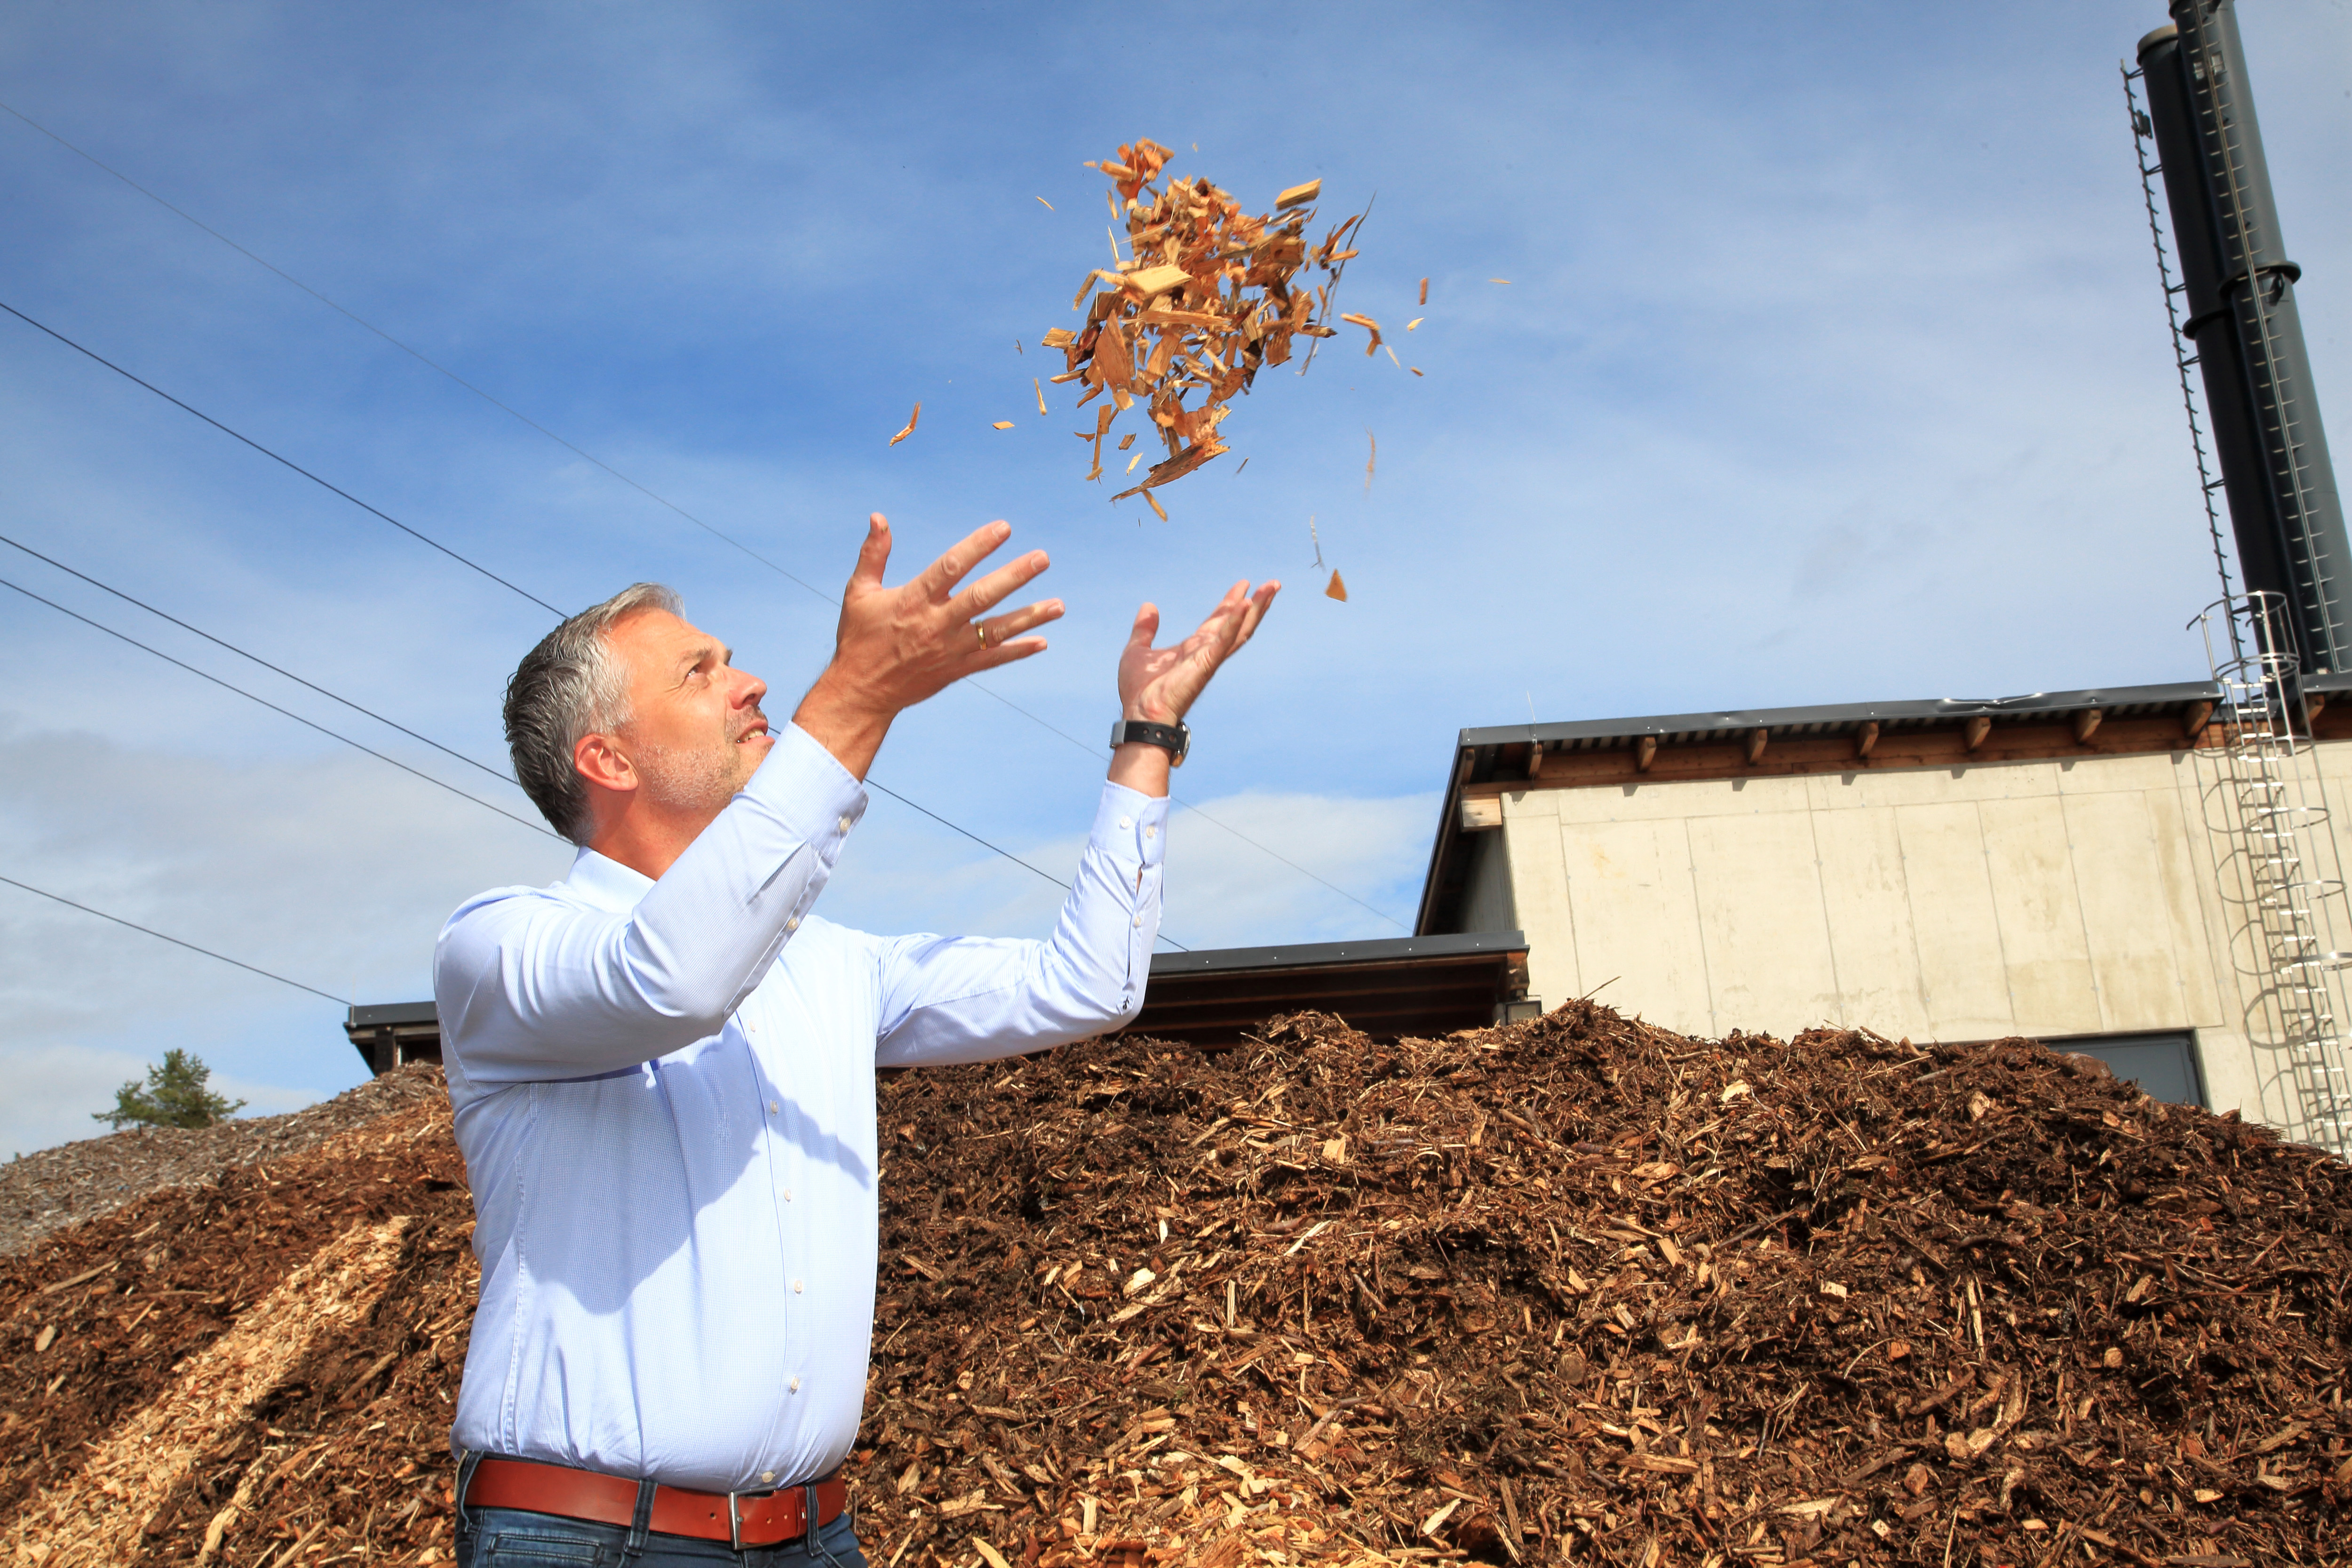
[
  {"xmin": 0, "ymin": 96, "xmax": 841, "ymax": 608},
  {"xmin": 0, "ymin": 298, "xmax": 567, "ymax": 616},
  {"xmin": 0, "ymin": 530, "xmax": 516, "ymax": 787},
  {"xmin": 0, "ymin": 554, "xmax": 1131, "ymax": 938},
  {"xmin": 0, "ymin": 303, "xmax": 1109, "ymax": 920},
  {"xmin": 0, "ymin": 574, "xmax": 561, "ymax": 839},
  {"xmin": 0, "ymin": 532, "xmax": 1173, "ymax": 953},
  {"xmin": 0, "ymin": 110, "xmax": 1406, "ymax": 931},
  {"xmin": 0, "ymin": 872, "xmax": 346, "ymax": 1003}
]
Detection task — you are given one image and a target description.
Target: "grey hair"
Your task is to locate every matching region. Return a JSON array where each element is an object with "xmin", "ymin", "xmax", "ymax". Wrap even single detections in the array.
[{"xmin": 504, "ymin": 583, "xmax": 683, "ymax": 844}]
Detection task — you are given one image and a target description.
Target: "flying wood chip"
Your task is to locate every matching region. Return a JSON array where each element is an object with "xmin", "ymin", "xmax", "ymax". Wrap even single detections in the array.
[
  {"xmin": 1326, "ymin": 569, "xmax": 1347, "ymax": 601},
  {"xmin": 993, "ymin": 422, "xmax": 1015, "ymax": 430},
  {"xmin": 888, "ymin": 402, "xmax": 920, "ymax": 447},
  {"xmin": 1050, "ymin": 138, "xmax": 1365, "ymax": 505},
  {"xmin": 1419, "ymin": 276, "xmax": 1429, "ymax": 305}
]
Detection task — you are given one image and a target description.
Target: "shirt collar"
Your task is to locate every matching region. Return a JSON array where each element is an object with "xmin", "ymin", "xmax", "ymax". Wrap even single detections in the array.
[{"xmin": 565, "ymin": 845, "xmax": 655, "ymax": 912}]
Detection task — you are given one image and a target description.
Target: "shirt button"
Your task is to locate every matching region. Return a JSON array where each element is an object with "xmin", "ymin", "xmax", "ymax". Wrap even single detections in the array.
[
  {"xmin": 1133, "ymin": 915, "xmax": 1144, "ymax": 928},
  {"xmin": 793, "ymin": 1279, "xmax": 804, "ymax": 1293},
  {"xmin": 782, "ymin": 1188, "xmax": 793, "ymax": 1201},
  {"xmin": 762, "ymin": 1471, "xmax": 777, "ymax": 1484},
  {"xmin": 769, "ymin": 1100, "xmax": 779, "ymax": 1114},
  {"xmin": 789, "ymin": 1377, "xmax": 801, "ymax": 1393},
  {"xmin": 1118, "ymin": 816, "xmax": 1132, "ymax": 830},
  {"xmin": 1144, "ymin": 825, "xmax": 1156, "ymax": 839},
  {"xmin": 838, "ymin": 815, "xmax": 852, "ymax": 833},
  {"xmin": 786, "ymin": 916, "xmax": 800, "ymax": 932}
]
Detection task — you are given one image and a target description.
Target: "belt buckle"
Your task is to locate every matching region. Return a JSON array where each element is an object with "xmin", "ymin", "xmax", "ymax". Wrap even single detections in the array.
[{"xmin": 727, "ymin": 1491, "xmax": 745, "ymax": 1552}]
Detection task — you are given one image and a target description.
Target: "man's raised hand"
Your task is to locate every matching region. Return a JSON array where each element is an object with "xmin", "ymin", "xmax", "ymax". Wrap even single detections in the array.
[
  {"xmin": 1120, "ymin": 579, "xmax": 1281, "ymax": 726},
  {"xmin": 793, "ymin": 514, "xmax": 1062, "ymax": 777}
]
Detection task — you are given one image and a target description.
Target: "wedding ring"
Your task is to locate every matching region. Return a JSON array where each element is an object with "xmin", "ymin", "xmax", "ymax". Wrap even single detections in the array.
[{"xmin": 975, "ymin": 622, "xmax": 989, "ymax": 649}]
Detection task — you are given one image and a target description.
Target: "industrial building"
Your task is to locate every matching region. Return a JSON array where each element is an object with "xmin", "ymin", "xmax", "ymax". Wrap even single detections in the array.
[
  {"xmin": 1403, "ymin": 1, "xmax": 2352, "ymax": 1159},
  {"xmin": 1414, "ymin": 677, "xmax": 2352, "ymax": 1146}
]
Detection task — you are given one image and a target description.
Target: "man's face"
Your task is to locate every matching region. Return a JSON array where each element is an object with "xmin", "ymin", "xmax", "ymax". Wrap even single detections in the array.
[{"xmin": 601, "ymin": 610, "xmax": 772, "ymax": 819}]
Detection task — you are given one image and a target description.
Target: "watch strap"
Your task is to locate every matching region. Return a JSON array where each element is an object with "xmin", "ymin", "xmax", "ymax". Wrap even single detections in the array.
[{"xmin": 1109, "ymin": 719, "xmax": 1189, "ymax": 764}]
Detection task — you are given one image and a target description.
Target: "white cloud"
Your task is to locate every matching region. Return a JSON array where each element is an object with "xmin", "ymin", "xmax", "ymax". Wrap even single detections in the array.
[{"xmin": 0, "ymin": 713, "xmax": 570, "ymax": 1157}]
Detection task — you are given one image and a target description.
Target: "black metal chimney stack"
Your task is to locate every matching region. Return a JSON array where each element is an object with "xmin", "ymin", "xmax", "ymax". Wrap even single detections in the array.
[{"xmin": 2138, "ymin": 2, "xmax": 2349, "ymax": 676}]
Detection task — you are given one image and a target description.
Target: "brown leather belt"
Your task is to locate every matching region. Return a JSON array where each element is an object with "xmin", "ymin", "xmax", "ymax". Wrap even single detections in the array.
[{"xmin": 465, "ymin": 1456, "xmax": 846, "ymax": 1549}]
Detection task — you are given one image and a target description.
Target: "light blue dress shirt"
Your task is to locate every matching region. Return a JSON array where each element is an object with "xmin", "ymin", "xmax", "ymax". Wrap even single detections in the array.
[{"xmin": 432, "ymin": 722, "xmax": 1166, "ymax": 1492}]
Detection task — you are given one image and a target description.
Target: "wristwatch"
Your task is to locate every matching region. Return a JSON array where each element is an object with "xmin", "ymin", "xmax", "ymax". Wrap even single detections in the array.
[{"xmin": 1109, "ymin": 718, "xmax": 1190, "ymax": 767}]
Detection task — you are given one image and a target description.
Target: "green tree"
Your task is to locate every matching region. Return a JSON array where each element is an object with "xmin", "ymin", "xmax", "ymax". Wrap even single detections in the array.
[{"xmin": 93, "ymin": 1049, "xmax": 246, "ymax": 1130}]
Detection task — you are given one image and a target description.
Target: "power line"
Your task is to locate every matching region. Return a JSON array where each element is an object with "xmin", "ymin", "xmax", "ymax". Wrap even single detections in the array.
[
  {"xmin": 0, "ymin": 307, "xmax": 1208, "ymax": 947},
  {"xmin": 0, "ymin": 111, "xmax": 1407, "ymax": 931},
  {"xmin": 0, "ymin": 872, "xmax": 346, "ymax": 1003},
  {"xmin": 0, "ymin": 96, "xmax": 841, "ymax": 608},
  {"xmin": 0, "ymin": 530, "xmax": 516, "ymax": 788},
  {"xmin": 0, "ymin": 534, "xmax": 1144, "ymax": 940},
  {"xmin": 2, "ymin": 571, "xmax": 1183, "ymax": 944},
  {"xmin": 0, "ymin": 573, "xmax": 561, "ymax": 839},
  {"xmin": 0, "ymin": 298, "xmax": 567, "ymax": 616}
]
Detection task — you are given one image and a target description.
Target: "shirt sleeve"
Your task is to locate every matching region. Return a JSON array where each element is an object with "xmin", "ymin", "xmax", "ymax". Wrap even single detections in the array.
[
  {"xmin": 873, "ymin": 782, "xmax": 1164, "ymax": 1067},
  {"xmin": 433, "ymin": 723, "xmax": 868, "ymax": 1083}
]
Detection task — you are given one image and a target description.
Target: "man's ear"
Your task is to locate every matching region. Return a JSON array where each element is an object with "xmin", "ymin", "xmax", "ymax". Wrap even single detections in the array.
[{"xmin": 574, "ymin": 732, "xmax": 637, "ymax": 796}]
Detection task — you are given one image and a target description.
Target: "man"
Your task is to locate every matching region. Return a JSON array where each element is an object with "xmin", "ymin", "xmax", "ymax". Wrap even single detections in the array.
[{"xmin": 436, "ymin": 512, "xmax": 1277, "ymax": 1566}]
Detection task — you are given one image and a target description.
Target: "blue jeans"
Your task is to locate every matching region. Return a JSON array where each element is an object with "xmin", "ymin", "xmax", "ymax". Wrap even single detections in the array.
[{"xmin": 456, "ymin": 1502, "xmax": 868, "ymax": 1568}]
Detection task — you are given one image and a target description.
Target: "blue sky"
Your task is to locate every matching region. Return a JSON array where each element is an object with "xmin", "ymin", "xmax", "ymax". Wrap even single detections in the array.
[{"xmin": 1, "ymin": 1, "xmax": 2346, "ymax": 1155}]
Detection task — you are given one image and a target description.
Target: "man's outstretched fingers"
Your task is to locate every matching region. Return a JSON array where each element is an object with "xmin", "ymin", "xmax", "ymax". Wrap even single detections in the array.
[
  {"xmin": 1228, "ymin": 581, "xmax": 1280, "ymax": 655},
  {"xmin": 848, "ymin": 513, "xmax": 893, "ymax": 592},
  {"xmin": 917, "ymin": 520, "xmax": 1015, "ymax": 603},
  {"xmin": 977, "ymin": 597, "xmax": 1064, "ymax": 651},
  {"xmin": 950, "ymin": 548, "xmax": 1052, "ymax": 624},
  {"xmin": 1128, "ymin": 602, "xmax": 1162, "ymax": 649}
]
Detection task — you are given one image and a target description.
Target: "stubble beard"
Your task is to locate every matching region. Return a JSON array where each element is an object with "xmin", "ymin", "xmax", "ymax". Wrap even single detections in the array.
[{"xmin": 635, "ymin": 739, "xmax": 744, "ymax": 823}]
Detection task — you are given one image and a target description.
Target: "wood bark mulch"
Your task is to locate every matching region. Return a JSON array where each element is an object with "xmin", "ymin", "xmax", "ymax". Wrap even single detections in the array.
[{"xmin": 2, "ymin": 1006, "xmax": 2347, "ymax": 1567}]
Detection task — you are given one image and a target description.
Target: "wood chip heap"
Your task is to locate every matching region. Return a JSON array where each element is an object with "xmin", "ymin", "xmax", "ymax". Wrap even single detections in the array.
[
  {"xmin": 3, "ymin": 1006, "xmax": 2348, "ymax": 1567},
  {"xmin": 1043, "ymin": 140, "xmax": 1363, "ymax": 519}
]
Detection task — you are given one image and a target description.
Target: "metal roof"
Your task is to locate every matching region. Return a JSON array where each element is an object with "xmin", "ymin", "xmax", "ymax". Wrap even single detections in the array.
[
  {"xmin": 1454, "ymin": 681, "xmax": 2223, "ymax": 751},
  {"xmin": 349, "ymin": 1001, "xmax": 439, "ymax": 1028},
  {"xmin": 1147, "ymin": 931, "xmax": 1528, "ymax": 975},
  {"xmin": 1418, "ymin": 679, "xmax": 2233, "ymax": 938}
]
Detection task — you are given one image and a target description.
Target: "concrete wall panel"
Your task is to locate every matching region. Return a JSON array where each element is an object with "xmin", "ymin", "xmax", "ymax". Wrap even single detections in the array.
[
  {"xmin": 1557, "ymin": 818, "xmax": 1714, "ymax": 1035},
  {"xmin": 1890, "ymin": 802, "xmax": 2017, "ymax": 1040},
  {"xmin": 1685, "ymin": 812, "xmax": 1843, "ymax": 1035},
  {"xmin": 1978, "ymin": 797, "xmax": 2102, "ymax": 1035},
  {"xmin": 1811, "ymin": 806, "xmax": 1931, "ymax": 1037},
  {"xmin": 2059, "ymin": 791, "xmax": 2193, "ymax": 1035}
]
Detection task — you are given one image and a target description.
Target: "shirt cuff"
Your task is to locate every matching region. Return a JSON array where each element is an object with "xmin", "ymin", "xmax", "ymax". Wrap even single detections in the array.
[
  {"xmin": 1093, "ymin": 781, "xmax": 1169, "ymax": 868},
  {"xmin": 742, "ymin": 722, "xmax": 870, "ymax": 863}
]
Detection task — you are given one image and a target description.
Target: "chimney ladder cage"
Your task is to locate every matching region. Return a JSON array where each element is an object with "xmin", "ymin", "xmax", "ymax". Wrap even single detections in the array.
[{"xmin": 2194, "ymin": 593, "xmax": 2352, "ymax": 1157}]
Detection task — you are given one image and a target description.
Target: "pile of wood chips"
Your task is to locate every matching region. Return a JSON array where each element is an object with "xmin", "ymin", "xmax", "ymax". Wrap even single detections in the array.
[
  {"xmin": 4, "ymin": 1004, "xmax": 2349, "ymax": 1568},
  {"xmin": 1044, "ymin": 139, "xmax": 1363, "ymax": 518}
]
